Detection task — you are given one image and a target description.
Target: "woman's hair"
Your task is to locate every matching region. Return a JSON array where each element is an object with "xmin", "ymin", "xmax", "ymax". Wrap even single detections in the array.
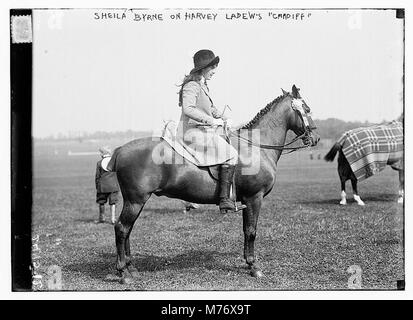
[
  {"xmin": 178, "ymin": 64, "xmax": 217, "ymax": 106},
  {"xmin": 178, "ymin": 71, "xmax": 203, "ymax": 107}
]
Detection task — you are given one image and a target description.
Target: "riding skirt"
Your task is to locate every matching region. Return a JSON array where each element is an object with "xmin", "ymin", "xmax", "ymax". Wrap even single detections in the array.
[{"xmin": 176, "ymin": 126, "xmax": 238, "ymax": 166}]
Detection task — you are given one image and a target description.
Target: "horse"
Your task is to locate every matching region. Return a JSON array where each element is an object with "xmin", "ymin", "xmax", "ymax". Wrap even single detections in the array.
[
  {"xmin": 324, "ymin": 122, "xmax": 404, "ymax": 205},
  {"xmin": 107, "ymin": 85, "xmax": 320, "ymax": 284}
]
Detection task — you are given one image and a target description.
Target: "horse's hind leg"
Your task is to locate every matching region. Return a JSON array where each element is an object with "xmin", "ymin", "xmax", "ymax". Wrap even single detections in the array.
[
  {"xmin": 340, "ymin": 178, "xmax": 347, "ymax": 205},
  {"xmin": 125, "ymin": 230, "xmax": 139, "ymax": 277},
  {"xmin": 338, "ymin": 161, "xmax": 347, "ymax": 205},
  {"xmin": 351, "ymin": 178, "xmax": 365, "ymax": 206},
  {"xmin": 115, "ymin": 198, "xmax": 148, "ymax": 284},
  {"xmin": 398, "ymin": 170, "xmax": 404, "ymax": 204},
  {"xmin": 338, "ymin": 151, "xmax": 351, "ymax": 205}
]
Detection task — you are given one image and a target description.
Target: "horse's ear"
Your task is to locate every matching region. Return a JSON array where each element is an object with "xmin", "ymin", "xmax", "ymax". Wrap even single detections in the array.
[
  {"xmin": 281, "ymin": 88, "xmax": 288, "ymax": 96},
  {"xmin": 292, "ymin": 85, "xmax": 301, "ymax": 98}
]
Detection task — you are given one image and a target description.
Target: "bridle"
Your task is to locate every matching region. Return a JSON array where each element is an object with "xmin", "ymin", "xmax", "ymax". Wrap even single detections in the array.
[{"xmin": 227, "ymin": 98, "xmax": 315, "ymax": 153}]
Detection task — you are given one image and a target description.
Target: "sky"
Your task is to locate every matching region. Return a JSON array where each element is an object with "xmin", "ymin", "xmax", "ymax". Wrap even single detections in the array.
[{"xmin": 32, "ymin": 8, "xmax": 404, "ymax": 138}]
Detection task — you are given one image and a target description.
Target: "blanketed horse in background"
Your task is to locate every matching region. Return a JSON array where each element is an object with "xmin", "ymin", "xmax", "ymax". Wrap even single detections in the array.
[
  {"xmin": 107, "ymin": 85, "xmax": 319, "ymax": 284},
  {"xmin": 324, "ymin": 121, "xmax": 404, "ymax": 205}
]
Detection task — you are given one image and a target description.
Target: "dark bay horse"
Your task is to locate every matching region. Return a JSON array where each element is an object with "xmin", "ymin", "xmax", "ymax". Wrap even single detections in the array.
[
  {"xmin": 108, "ymin": 85, "xmax": 320, "ymax": 284},
  {"xmin": 324, "ymin": 123, "xmax": 404, "ymax": 205}
]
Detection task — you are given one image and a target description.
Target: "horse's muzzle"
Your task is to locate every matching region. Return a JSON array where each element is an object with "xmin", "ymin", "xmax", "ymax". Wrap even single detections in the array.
[{"xmin": 308, "ymin": 132, "xmax": 320, "ymax": 147}]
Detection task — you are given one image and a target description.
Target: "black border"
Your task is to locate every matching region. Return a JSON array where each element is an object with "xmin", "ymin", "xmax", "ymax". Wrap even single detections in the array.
[{"xmin": 11, "ymin": 8, "xmax": 33, "ymax": 291}]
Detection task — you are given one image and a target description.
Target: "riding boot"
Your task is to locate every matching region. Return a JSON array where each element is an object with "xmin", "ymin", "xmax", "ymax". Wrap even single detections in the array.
[
  {"xmin": 98, "ymin": 204, "xmax": 106, "ymax": 223},
  {"xmin": 218, "ymin": 164, "xmax": 237, "ymax": 214}
]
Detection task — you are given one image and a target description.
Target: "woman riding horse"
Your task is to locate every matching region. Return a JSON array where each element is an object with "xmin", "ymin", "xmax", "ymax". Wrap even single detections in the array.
[
  {"xmin": 177, "ymin": 49, "xmax": 242, "ymax": 214},
  {"xmin": 108, "ymin": 79, "xmax": 320, "ymax": 283}
]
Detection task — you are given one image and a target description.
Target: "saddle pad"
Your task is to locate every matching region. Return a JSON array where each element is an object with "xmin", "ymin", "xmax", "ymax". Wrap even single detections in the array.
[
  {"xmin": 338, "ymin": 121, "xmax": 403, "ymax": 181},
  {"xmin": 160, "ymin": 135, "xmax": 203, "ymax": 166}
]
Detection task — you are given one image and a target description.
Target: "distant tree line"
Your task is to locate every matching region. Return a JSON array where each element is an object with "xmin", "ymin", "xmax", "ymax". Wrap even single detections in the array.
[
  {"xmin": 314, "ymin": 116, "xmax": 403, "ymax": 142},
  {"xmin": 313, "ymin": 118, "xmax": 376, "ymax": 141},
  {"xmin": 36, "ymin": 129, "xmax": 151, "ymax": 142},
  {"xmin": 36, "ymin": 117, "xmax": 400, "ymax": 142},
  {"xmin": 282, "ymin": 118, "xmax": 395, "ymax": 149}
]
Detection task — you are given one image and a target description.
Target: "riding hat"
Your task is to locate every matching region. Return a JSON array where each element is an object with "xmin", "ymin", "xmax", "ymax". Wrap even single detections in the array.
[{"xmin": 190, "ymin": 49, "xmax": 220, "ymax": 74}]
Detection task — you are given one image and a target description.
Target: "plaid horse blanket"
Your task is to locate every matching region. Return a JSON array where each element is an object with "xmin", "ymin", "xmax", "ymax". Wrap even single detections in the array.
[{"xmin": 337, "ymin": 121, "xmax": 404, "ymax": 181}]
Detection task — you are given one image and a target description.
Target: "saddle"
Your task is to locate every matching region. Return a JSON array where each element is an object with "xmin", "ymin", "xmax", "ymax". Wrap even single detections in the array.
[{"xmin": 160, "ymin": 120, "xmax": 227, "ymax": 180}]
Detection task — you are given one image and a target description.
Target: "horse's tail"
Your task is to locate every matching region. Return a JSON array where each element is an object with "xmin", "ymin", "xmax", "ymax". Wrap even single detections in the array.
[
  {"xmin": 324, "ymin": 142, "xmax": 342, "ymax": 162},
  {"xmin": 107, "ymin": 146, "xmax": 121, "ymax": 172}
]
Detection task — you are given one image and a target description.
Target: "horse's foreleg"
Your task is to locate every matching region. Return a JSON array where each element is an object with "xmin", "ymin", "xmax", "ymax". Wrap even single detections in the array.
[
  {"xmin": 115, "ymin": 199, "xmax": 147, "ymax": 284},
  {"xmin": 125, "ymin": 231, "xmax": 139, "ymax": 277},
  {"xmin": 242, "ymin": 193, "xmax": 263, "ymax": 278}
]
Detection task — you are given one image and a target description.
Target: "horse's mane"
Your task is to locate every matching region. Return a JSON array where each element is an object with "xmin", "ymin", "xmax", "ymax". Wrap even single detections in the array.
[{"xmin": 240, "ymin": 94, "xmax": 287, "ymax": 129}]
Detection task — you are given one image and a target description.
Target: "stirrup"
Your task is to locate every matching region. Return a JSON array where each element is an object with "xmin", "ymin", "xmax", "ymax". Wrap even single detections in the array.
[
  {"xmin": 219, "ymin": 199, "xmax": 246, "ymax": 214},
  {"xmin": 220, "ymin": 205, "xmax": 247, "ymax": 214},
  {"xmin": 234, "ymin": 203, "xmax": 247, "ymax": 212}
]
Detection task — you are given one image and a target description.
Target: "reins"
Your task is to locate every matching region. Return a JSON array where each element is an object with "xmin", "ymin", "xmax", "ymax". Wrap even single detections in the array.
[
  {"xmin": 229, "ymin": 130, "xmax": 310, "ymax": 154},
  {"xmin": 197, "ymin": 97, "xmax": 314, "ymax": 154},
  {"xmin": 224, "ymin": 97, "xmax": 313, "ymax": 154}
]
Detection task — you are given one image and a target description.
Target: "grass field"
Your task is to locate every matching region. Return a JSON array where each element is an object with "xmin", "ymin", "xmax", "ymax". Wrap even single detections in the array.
[{"xmin": 32, "ymin": 139, "xmax": 404, "ymax": 291}]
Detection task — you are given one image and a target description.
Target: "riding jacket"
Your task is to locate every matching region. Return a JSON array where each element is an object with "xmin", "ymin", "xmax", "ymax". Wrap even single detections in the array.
[{"xmin": 178, "ymin": 80, "xmax": 228, "ymax": 133}]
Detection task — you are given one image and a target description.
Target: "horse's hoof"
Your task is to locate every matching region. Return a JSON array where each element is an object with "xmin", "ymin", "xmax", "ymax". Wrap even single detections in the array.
[
  {"xmin": 119, "ymin": 268, "xmax": 134, "ymax": 284},
  {"xmin": 339, "ymin": 202, "xmax": 347, "ymax": 205},
  {"xmin": 398, "ymin": 197, "xmax": 404, "ymax": 204},
  {"xmin": 250, "ymin": 269, "xmax": 264, "ymax": 278},
  {"xmin": 357, "ymin": 202, "xmax": 365, "ymax": 206},
  {"xmin": 104, "ymin": 273, "xmax": 120, "ymax": 281},
  {"xmin": 186, "ymin": 203, "xmax": 199, "ymax": 210},
  {"xmin": 120, "ymin": 276, "xmax": 134, "ymax": 285},
  {"xmin": 127, "ymin": 266, "xmax": 139, "ymax": 278}
]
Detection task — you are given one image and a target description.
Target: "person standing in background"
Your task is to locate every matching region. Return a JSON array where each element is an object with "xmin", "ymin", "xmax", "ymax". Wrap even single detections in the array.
[{"xmin": 95, "ymin": 146, "xmax": 120, "ymax": 224}]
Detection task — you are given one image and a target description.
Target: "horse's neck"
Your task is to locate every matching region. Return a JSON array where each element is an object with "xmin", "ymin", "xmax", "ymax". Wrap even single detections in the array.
[
  {"xmin": 252, "ymin": 101, "xmax": 290, "ymax": 166},
  {"xmin": 254, "ymin": 102, "xmax": 290, "ymax": 146}
]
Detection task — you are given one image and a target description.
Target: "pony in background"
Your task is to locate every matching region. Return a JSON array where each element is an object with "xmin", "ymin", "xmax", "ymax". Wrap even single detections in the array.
[{"xmin": 325, "ymin": 121, "xmax": 404, "ymax": 205}]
